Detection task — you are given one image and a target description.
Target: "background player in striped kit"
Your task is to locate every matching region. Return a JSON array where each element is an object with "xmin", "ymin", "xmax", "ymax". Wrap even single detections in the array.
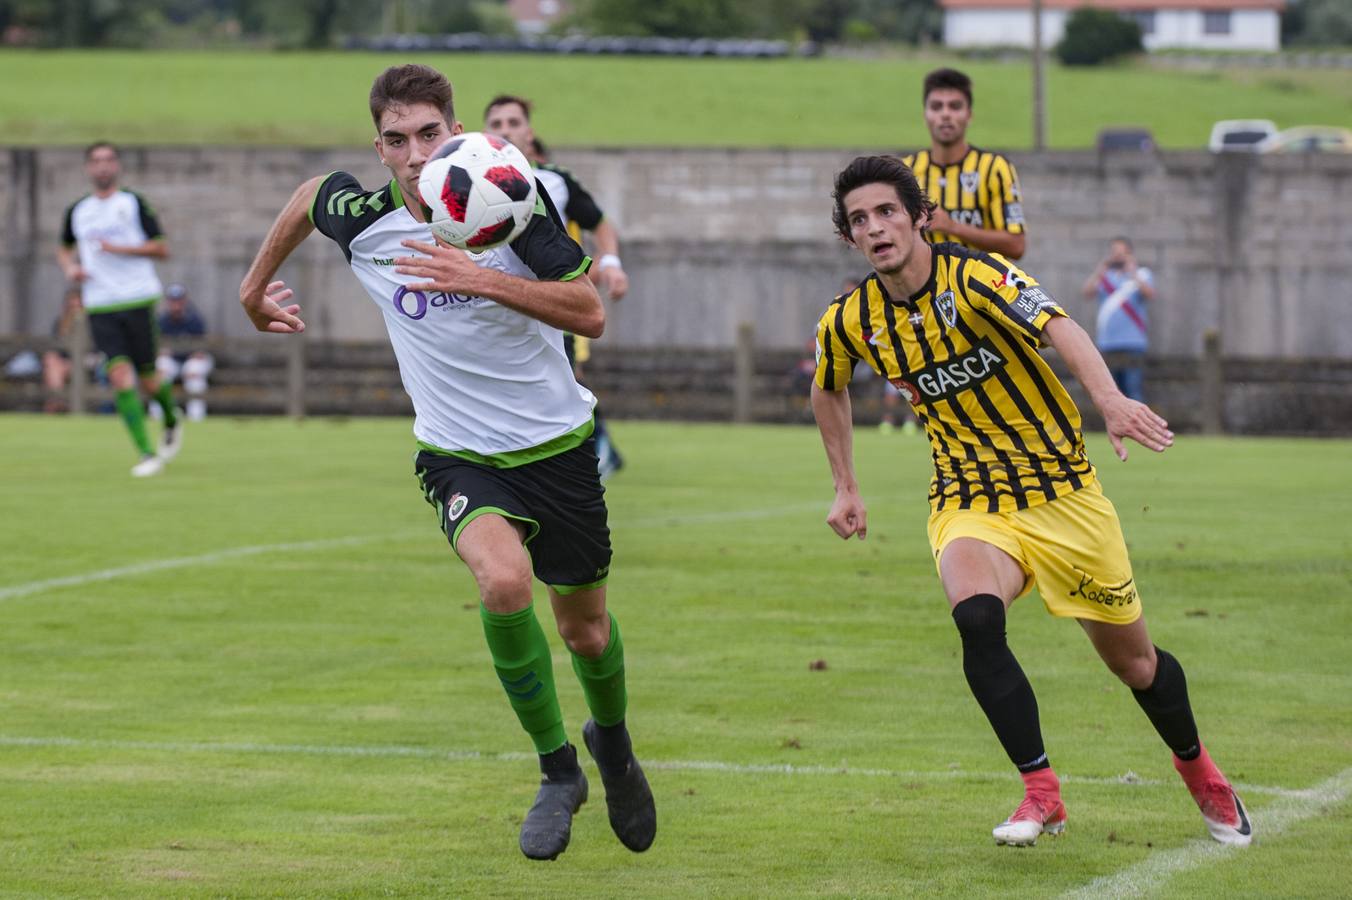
[{"xmin": 902, "ymin": 68, "xmax": 1026, "ymax": 260}]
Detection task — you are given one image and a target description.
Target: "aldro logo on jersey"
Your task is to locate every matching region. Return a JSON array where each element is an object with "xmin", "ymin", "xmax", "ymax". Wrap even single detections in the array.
[{"xmin": 907, "ymin": 337, "xmax": 1006, "ymax": 403}]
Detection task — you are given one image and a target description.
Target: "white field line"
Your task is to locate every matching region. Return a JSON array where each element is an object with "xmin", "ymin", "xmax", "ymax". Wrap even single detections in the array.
[
  {"xmin": 1064, "ymin": 766, "xmax": 1352, "ymax": 900},
  {"xmin": 0, "ymin": 503, "xmax": 826, "ymax": 604},
  {"xmin": 0, "ymin": 734, "xmax": 1314, "ymax": 800},
  {"xmin": 0, "ymin": 536, "xmax": 383, "ymax": 603}
]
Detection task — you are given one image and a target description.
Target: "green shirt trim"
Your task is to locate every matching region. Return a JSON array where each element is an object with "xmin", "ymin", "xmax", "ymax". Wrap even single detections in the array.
[
  {"xmin": 86, "ymin": 295, "xmax": 159, "ymax": 314},
  {"xmin": 307, "ymin": 172, "xmax": 340, "ymax": 225},
  {"xmin": 560, "ymin": 256, "xmax": 592, "ymax": 283},
  {"xmin": 388, "ymin": 178, "xmax": 406, "ymax": 210},
  {"xmin": 417, "ymin": 418, "xmax": 595, "ymax": 469}
]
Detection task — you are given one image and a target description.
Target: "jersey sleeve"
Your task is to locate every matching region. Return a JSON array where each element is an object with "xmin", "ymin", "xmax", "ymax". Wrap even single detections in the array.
[
  {"xmin": 509, "ymin": 183, "xmax": 590, "ymax": 282},
  {"xmin": 985, "ymin": 156, "xmax": 1025, "ymax": 235},
  {"xmin": 310, "ymin": 172, "xmax": 385, "ymax": 262},
  {"xmin": 966, "ymin": 253, "xmax": 1065, "ymax": 345},
  {"xmin": 557, "ymin": 169, "xmax": 604, "ymax": 231},
  {"xmin": 131, "ymin": 192, "xmax": 164, "ymax": 240},
  {"xmin": 60, "ymin": 203, "xmax": 77, "ymax": 248},
  {"xmin": 812, "ymin": 303, "xmax": 860, "ymax": 391}
]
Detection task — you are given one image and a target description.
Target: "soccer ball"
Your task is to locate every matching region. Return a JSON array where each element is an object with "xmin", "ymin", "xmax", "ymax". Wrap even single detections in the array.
[{"xmin": 417, "ymin": 132, "xmax": 537, "ymax": 252}]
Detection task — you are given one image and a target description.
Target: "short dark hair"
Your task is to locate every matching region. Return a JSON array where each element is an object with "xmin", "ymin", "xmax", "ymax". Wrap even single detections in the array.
[
  {"xmin": 832, "ymin": 156, "xmax": 936, "ymax": 241},
  {"xmin": 1111, "ymin": 235, "xmax": 1134, "ymax": 250},
  {"xmin": 484, "ymin": 94, "xmax": 533, "ymax": 122},
  {"xmin": 922, "ymin": 68, "xmax": 973, "ymax": 107},
  {"xmin": 85, "ymin": 141, "xmax": 117, "ymax": 160},
  {"xmin": 369, "ymin": 64, "xmax": 455, "ymax": 130}
]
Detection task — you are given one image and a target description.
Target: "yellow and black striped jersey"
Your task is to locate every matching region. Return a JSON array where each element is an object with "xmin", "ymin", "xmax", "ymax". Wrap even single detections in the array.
[
  {"xmin": 814, "ymin": 244, "xmax": 1094, "ymax": 513},
  {"xmin": 901, "ymin": 147, "xmax": 1025, "ymax": 248}
]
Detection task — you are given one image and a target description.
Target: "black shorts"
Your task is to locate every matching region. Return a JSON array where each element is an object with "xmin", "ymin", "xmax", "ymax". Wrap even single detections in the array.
[
  {"xmin": 414, "ymin": 439, "xmax": 612, "ymax": 592},
  {"xmin": 88, "ymin": 305, "xmax": 158, "ymax": 373}
]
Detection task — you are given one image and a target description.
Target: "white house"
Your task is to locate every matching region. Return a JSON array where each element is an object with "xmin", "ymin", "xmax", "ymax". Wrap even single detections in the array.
[{"xmin": 941, "ymin": 0, "xmax": 1285, "ymax": 51}]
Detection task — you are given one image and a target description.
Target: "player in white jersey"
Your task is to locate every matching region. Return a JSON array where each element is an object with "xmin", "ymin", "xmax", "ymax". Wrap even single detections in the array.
[
  {"xmin": 57, "ymin": 142, "xmax": 183, "ymax": 477},
  {"xmin": 237, "ymin": 64, "xmax": 655, "ymax": 862}
]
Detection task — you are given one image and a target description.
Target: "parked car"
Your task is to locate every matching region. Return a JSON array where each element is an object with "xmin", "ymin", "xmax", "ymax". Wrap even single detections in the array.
[
  {"xmin": 1208, "ymin": 119, "xmax": 1278, "ymax": 152},
  {"xmin": 1258, "ymin": 126, "xmax": 1352, "ymax": 154},
  {"xmin": 1097, "ymin": 127, "xmax": 1156, "ymax": 152}
]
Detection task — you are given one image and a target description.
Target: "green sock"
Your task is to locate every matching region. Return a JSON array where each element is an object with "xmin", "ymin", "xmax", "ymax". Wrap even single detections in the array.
[
  {"xmin": 114, "ymin": 389, "xmax": 153, "ymax": 457},
  {"xmin": 153, "ymin": 382, "xmax": 178, "ymax": 427},
  {"xmin": 481, "ymin": 604, "xmax": 567, "ymax": 754},
  {"xmin": 570, "ymin": 615, "xmax": 627, "ymax": 727}
]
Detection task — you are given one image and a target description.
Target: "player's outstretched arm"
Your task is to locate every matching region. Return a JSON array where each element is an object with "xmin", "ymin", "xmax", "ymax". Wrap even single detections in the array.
[
  {"xmin": 811, "ymin": 383, "xmax": 868, "ymax": 540},
  {"xmin": 394, "ymin": 238, "xmax": 604, "ymax": 337},
  {"xmin": 238, "ymin": 177, "xmax": 323, "ymax": 335},
  {"xmin": 1043, "ymin": 315, "xmax": 1173, "ymax": 460}
]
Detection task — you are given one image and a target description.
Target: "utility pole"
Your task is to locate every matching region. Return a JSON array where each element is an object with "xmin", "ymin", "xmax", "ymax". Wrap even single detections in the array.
[{"xmin": 1032, "ymin": 0, "xmax": 1047, "ymax": 151}]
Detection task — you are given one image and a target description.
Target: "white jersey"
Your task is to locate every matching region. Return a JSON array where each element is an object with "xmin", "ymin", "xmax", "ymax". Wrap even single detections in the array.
[
  {"xmin": 311, "ymin": 173, "xmax": 595, "ymax": 463},
  {"xmin": 61, "ymin": 189, "xmax": 165, "ymax": 311}
]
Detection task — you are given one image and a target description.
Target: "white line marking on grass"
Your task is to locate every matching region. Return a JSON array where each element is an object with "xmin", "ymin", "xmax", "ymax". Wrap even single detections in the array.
[
  {"xmin": 0, "ymin": 734, "xmax": 1315, "ymax": 799},
  {"xmin": 1063, "ymin": 766, "xmax": 1352, "ymax": 900},
  {"xmin": 0, "ymin": 536, "xmax": 385, "ymax": 603}
]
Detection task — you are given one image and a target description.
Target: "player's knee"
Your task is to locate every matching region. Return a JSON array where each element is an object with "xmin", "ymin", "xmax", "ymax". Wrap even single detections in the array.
[
  {"xmin": 557, "ymin": 613, "xmax": 609, "ymax": 658},
  {"xmin": 1108, "ymin": 651, "xmax": 1157, "ymax": 691},
  {"xmin": 474, "ymin": 564, "xmax": 533, "ymax": 613},
  {"xmin": 952, "ymin": 593, "xmax": 1006, "ymax": 641}
]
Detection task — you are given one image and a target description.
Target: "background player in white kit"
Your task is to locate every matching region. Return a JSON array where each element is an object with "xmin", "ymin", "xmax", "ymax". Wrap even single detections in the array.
[{"xmin": 237, "ymin": 64, "xmax": 655, "ymax": 862}]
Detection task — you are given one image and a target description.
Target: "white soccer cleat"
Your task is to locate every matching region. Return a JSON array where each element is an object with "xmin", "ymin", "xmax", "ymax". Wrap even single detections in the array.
[
  {"xmin": 131, "ymin": 454, "xmax": 164, "ymax": 477},
  {"xmin": 158, "ymin": 416, "xmax": 185, "ymax": 462},
  {"xmin": 993, "ymin": 794, "xmax": 1067, "ymax": 846}
]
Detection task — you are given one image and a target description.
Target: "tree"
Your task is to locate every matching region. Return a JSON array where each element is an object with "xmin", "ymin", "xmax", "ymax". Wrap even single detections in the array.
[{"xmin": 1054, "ymin": 7, "xmax": 1143, "ymax": 66}]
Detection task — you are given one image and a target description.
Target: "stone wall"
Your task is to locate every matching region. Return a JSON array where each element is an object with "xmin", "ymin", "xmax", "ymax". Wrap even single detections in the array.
[{"xmin": 3, "ymin": 147, "xmax": 1351, "ymax": 361}]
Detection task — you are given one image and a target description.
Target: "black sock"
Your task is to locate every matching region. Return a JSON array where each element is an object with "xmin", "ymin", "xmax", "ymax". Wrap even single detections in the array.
[
  {"xmin": 952, "ymin": 594, "xmax": 1049, "ymax": 773},
  {"xmin": 539, "ymin": 743, "xmax": 582, "ymax": 780},
  {"xmin": 590, "ymin": 719, "xmax": 633, "ymax": 776},
  {"xmin": 1131, "ymin": 647, "xmax": 1201, "ymax": 760}
]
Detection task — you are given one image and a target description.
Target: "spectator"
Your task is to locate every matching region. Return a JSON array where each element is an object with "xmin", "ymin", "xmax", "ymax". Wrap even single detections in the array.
[
  {"xmin": 156, "ymin": 283, "xmax": 214, "ymax": 421},
  {"xmin": 1082, "ymin": 237, "xmax": 1154, "ymax": 402}
]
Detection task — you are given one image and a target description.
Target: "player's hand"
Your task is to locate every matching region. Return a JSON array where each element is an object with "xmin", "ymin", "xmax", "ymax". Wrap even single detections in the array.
[
  {"xmin": 826, "ymin": 489, "xmax": 868, "ymax": 541},
  {"xmin": 65, "ymin": 265, "xmax": 88, "ymax": 283},
  {"xmin": 598, "ymin": 266, "xmax": 629, "ymax": 301},
  {"xmin": 241, "ymin": 280, "xmax": 305, "ymax": 334},
  {"xmin": 927, "ymin": 207, "xmax": 954, "ymax": 232},
  {"xmin": 395, "ymin": 238, "xmax": 484, "ymax": 295},
  {"xmin": 98, "ymin": 240, "xmax": 127, "ymax": 255},
  {"xmin": 1102, "ymin": 393, "xmax": 1172, "ymax": 460}
]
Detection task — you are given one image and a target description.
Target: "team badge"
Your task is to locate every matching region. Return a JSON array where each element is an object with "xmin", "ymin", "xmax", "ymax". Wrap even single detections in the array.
[
  {"xmin": 959, "ymin": 171, "xmax": 979, "ymax": 194},
  {"xmin": 935, "ymin": 291, "xmax": 958, "ymax": 328},
  {"xmin": 447, "ymin": 493, "xmax": 469, "ymax": 521},
  {"xmin": 889, "ymin": 377, "xmax": 921, "ymax": 405}
]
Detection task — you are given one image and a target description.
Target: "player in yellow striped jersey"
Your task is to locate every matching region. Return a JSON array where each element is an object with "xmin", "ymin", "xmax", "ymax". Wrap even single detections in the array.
[
  {"xmin": 811, "ymin": 156, "xmax": 1252, "ymax": 849},
  {"xmin": 902, "ymin": 68, "xmax": 1025, "ymax": 260}
]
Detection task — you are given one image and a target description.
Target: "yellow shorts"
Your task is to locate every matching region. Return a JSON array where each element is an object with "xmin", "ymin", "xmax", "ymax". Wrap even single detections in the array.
[{"xmin": 926, "ymin": 480, "xmax": 1142, "ymax": 624}]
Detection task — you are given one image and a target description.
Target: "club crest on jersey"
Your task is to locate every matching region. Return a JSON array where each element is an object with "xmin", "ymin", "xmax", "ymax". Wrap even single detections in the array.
[
  {"xmin": 889, "ymin": 377, "xmax": 921, "ymax": 405},
  {"xmin": 935, "ymin": 291, "xmax": 958, "ymax": 328},
  {"xmin": 447, "ymin": 493, "xmax": 469, "ymax": 521},
  {"xmin": 959, "ymin": 171, "xmax": 980, "ymax": 194}
]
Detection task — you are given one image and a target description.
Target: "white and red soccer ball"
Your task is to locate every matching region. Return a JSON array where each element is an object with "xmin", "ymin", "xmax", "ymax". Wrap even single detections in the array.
[{"xmin": 417, "ymin": 132, "xmax": 536, "ymax": 251}]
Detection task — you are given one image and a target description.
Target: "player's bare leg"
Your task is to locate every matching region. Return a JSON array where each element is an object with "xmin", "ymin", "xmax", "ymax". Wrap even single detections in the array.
[
  {"xmin": 458, "ymin": 515, "xmax": 587, "ymax": 860},
  {"xmin": 1080, "ymin": 617, "xmax": 1252, "ymax": 845},
  {"xmin": 941, "ymin": 538, "xmax": 1065, "ymax": 845},
  {"xmin": 550, "ymin": 585, "xmax": 656, "ymax": 852}
]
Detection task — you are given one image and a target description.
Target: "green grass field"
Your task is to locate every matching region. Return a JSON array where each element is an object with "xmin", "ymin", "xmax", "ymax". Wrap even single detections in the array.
[
  {"xmin": 2, "ymin": 50, "xmax": 1351, "ymax": 149},
  {"xmin": 2, "ymin": 415, "xmax": 1350, "ymax": 897}
]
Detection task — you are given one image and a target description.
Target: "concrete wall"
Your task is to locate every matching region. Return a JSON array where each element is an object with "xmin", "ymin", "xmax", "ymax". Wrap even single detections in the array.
[{"xmin": 3, "ymin": 147, "xmax": 1351, "ymax": 359}]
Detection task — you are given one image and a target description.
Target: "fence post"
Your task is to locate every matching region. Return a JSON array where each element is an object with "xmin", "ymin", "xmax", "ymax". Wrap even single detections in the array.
[
  {"xmin": 733, "ymin": 321, "xmax": 754, "ymax": 424},
  {"xmin": 67, "ymin": 312, "xmax": 88, "ymax": 415},
  {"xmin": 286, "ymin": 336, "xmax": 306, "ymax": 419},
  {"xmin": 1200, "ymin": 328, "xmax": 1223, "ymax": 434}
]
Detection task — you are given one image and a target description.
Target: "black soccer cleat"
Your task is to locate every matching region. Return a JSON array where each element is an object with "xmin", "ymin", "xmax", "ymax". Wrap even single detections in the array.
[
  {"xmin": 519, "ymin": 747, "xmax": 588, "ymax": 861},
  {"xmin": 583, "ymin": 719, "xmax": 657, "ymax": 853}
]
